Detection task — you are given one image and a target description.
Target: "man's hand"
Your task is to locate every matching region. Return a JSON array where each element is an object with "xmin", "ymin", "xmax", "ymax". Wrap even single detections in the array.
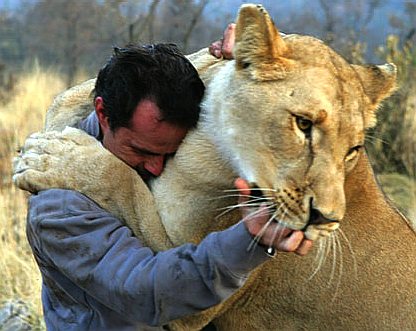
[
  {"xmin": 235, "ymin": 178, "xmax": 313, "ymax": 256},
  {"xmin": 209, "ymin": 23, "xmax": 236, "ymax": 59}
]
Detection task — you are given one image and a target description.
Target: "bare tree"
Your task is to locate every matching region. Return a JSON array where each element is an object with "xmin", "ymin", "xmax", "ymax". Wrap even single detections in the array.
[
  {"xmin": 317, "ymin": 0, "xmax": 383, "ymax": 62},
  {"xmin": 319, "ymin": 0, "xmax": 336, "ymax": 45},
  {"xmin": 63, "ymin": 1, "xmax": 81, "ymax": 87},
  {"xmin": 22, "ymin": 0, "xmax": 97, "ymax": 86},
  {"xmin": 21, "ymin": 0, "xmax": 130, "ymax": 86},
  {"xmin": 182, "ymin": 0, "xmax": 209, "ymax": 53},
  {"xmin": 127, "ymin": 0, "xmax": 161, "ymax": 43}
]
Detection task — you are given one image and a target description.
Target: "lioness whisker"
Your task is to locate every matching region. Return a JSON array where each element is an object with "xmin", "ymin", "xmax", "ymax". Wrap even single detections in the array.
[
  {"xmin": 268, "ymin": 211, "xmax": 288, "ymax": 252},
  {"xmin": 262, "ymin": 207, "xmax": 287, "ymax": 252},
  {"xmin": 247, "ymin": 215, "xmax": 275, "ymax": 252},
  {"xmin": 327, "ymin": 234, "xmax": 338, "ymax": 288},
  {"xmin": 216, "ymin": 200, "xmax": 274, "ymax": 212},
  {"xmin": 313, "ymin": 238, "xmax": 324, "ymax": 264},
  {"xmin": 222, "ymin": 188, "xmax": 277, "ymax": 193},
  {"xmin": 246, "ymin": 205, "xmax": 282, "ymax": 253},
  {"xmin": 364, "ymin": 134, "xmax": 389, "ymax": 146},
  {"xmin": 215, "ymin": 200, "xmax": 274, "ymax": 220},
  {"xmin": 338, "ymin": 228, "xmax": 358, "ymax": 279},
  {"xmin": 308, "ymin": 237, "xmax": 327, "ymax": 281},
  {"xmin": 331, "ymin": 232, "xmax": 344, "ymax": 302},
  {"xmin": 324, "ymin": 234, "xmax": 332, "ymax": 266},
  {"xmin": 209, "ymin": 194, "xmax": 274, "ymax": 201}
]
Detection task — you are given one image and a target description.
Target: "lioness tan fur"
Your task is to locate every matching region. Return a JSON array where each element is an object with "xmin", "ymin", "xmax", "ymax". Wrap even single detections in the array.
[{"xmin": 14, "ymin": 4, "xmax": 416, "ymax": 330}]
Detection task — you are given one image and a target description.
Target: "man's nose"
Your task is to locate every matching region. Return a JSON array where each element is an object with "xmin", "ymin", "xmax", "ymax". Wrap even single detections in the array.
[{"xmin": 144, "ymin": 155, "xmax": 165, "ymax": 177}]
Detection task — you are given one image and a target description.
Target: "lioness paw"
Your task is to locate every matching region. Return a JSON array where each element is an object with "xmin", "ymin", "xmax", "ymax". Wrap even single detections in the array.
[{"xmin": 60, "ymin": 126, "xmax": 100, "ymax": 146}]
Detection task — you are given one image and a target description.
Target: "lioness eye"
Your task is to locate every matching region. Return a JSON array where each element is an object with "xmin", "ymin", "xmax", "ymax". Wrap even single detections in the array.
[
  {"xmin": 296, "ymin": 117, "xmax": 313, "ymax": 136},
  {"xmin": 345, "ymin": 145, "xmax": 362, "ymax": 161}
]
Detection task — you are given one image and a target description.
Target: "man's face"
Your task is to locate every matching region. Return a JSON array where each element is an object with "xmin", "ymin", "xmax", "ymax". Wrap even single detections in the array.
[{"xmin": 97, "ymin": 98, "xmax": 188, "ymax": 180}]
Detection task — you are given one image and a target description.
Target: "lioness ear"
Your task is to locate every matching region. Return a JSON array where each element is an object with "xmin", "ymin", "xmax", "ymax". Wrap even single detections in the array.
[
  {"xmin": 352, "ymin": 63, "xmax": 397, "ymax": 128},
  {"xmin": 234, "ymin": 4, "xmax": 293, "ymax": 81}
]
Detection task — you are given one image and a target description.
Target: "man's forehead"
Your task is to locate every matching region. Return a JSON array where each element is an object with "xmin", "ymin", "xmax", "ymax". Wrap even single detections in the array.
[{"xmin": 131, "ymin": 99, "xmax": 162, "ymax": 128}]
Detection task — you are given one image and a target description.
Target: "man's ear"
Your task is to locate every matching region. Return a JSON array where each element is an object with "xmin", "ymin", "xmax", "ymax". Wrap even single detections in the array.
[{"xmin": 95, "ymin": 96, "xmax": 111, "ymax": 132}]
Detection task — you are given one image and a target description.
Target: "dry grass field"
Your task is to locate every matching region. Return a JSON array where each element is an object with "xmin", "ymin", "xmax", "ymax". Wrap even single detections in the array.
[
  {"xmin": 0, "ymin": 63, "xmax": 414, "ymax": 328},
  {"xmin": 0, "ymin": 64, "xmax": 66, "ymax": 328}
]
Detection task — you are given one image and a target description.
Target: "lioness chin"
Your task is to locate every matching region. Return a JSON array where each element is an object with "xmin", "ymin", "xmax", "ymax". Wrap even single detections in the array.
[{"xmin": 14, "ymin": 4, "xmax": 416, "ymax": 331}]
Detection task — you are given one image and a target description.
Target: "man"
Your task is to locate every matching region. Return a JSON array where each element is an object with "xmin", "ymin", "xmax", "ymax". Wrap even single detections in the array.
[{"xmin": 23, "ymin": 32, "xmax": 312, "ymax": 330}]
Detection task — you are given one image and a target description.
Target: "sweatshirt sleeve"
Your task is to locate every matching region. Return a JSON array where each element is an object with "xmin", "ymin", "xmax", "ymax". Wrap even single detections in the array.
[{"xmin": 28, "ymin": 189, "xmax": 270, "ymax": 326}]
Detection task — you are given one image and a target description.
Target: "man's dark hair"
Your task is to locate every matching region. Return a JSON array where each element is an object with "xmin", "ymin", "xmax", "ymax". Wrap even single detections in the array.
[{"xmin": 94, "ymin": 43, "xmax": 205, "ymax": 131}]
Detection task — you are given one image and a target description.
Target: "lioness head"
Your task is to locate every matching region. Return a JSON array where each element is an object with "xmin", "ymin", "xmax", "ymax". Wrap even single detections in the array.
[{"xmin": 204, "ymin": 4, "xmax": 396, "ymax": 240}]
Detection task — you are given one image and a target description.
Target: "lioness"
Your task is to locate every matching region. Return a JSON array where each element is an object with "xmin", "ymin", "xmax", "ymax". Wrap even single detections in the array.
[{"xmin": 14, "ymin": 4, "xmax": 416, "ymax": 331}]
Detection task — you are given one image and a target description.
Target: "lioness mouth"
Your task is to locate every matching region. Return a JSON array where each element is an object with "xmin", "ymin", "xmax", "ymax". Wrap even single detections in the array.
[
  {"xmin": 248, "ymin": 184, "xmax": 338, "ymax": 231},
  {"xmin": 307, "ymin": 200, "xmax": 339, "ymax": 226}
]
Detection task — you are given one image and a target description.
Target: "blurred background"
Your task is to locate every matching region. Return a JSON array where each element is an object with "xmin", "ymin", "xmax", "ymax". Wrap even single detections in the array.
[{"xmin": 0, "ymin": 0, "xmax": 414, "ymax": 329}]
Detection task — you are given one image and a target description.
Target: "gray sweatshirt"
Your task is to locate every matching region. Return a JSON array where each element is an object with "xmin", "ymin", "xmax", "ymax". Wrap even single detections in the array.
[{"xmin": 26, "ymin": 112, "xmax": 271, "ymax": 330}]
